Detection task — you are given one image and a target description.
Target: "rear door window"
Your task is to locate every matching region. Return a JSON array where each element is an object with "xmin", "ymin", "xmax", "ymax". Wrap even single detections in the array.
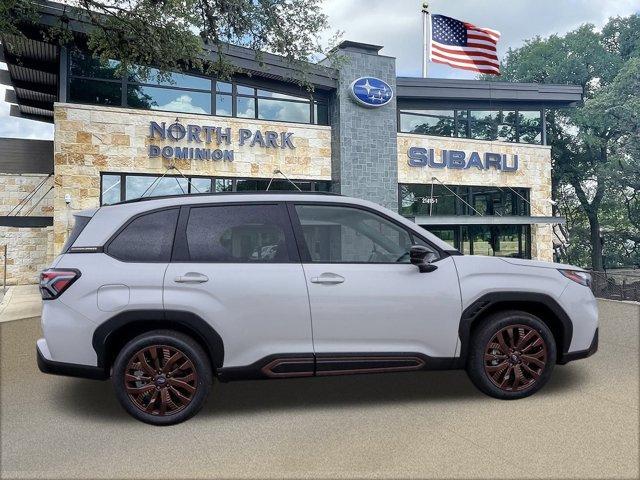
[
  {"xmin": 106, "ymin": 208, "xmax": 179, "ymax": 262},
  {"xmin": 183, "ymin": 204, "xmax": 296, "ymax": 262}
]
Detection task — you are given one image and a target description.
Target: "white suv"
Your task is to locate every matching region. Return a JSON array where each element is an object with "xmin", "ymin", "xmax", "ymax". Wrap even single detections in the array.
[{"xmin": 37, "ymin": 193, "xmax": 598, "ymax": 425}]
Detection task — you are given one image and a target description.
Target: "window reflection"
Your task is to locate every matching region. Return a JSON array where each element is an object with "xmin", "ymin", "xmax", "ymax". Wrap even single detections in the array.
[
  {"xmin": 70, "ymin": 49, "xmax": 121, "ymax": 79},
  {"xmin": 101, "ymin": 175, "xmax": 121, "ymax": 205},
  {"xmin": 128, "ymin": 66, "xmax": 210, "ymax": 90},
  {"xmin": 125, "ymin": 176, "xmax": 188, "ymax": 200},
  {"xmin": 400, "ymin": 108, "xmax": 542, "ymax": 144},
  {"xmin": 70, "ymin": 78, "xmax": 122, "ymax": 106},
  {"xmin": 215, "ymin": 94, "xmax": 232, "ymax": 116},
  {"xmin": 399, "ymin": 184, "xmax": 530, "ymax": 217},
  {"xmin": 127, "ymin": 86, "xmax": 211, "ymax": 114},
  {"xmin": 236, "ymin": 97, "xmax": 255, "ymax": 118},
  {"xmin": 258, "ymin": 98, "xmax": 310, "ymax": 123},
  {"xmin": 400, "ymin": 110, "xmax": 455, "ymax": 136}
]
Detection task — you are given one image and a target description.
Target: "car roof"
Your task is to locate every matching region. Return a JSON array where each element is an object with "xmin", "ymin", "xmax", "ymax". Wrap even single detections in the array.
[{"xmin": 72, "ymin": 193, "xmax": 456, "ymax": 252}]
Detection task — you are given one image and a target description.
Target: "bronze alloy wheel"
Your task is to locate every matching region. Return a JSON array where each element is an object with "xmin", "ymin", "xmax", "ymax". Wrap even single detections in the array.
[
  {"xmin": 124, "ymin": 345, "xmax": 198, "ymax": 416},
  {"xmin": 484, "ymin": 324, "xmax": 548, "ymax": 392}
]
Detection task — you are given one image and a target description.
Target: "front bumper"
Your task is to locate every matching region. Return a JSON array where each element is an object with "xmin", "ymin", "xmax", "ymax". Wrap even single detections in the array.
[
  {"xmin": 37, "ymin": 339, "xmax": 108, "ymax": 380},
  {"xmin": 558, "ymin": 328, "xmax": 599, "ymax": 365}
]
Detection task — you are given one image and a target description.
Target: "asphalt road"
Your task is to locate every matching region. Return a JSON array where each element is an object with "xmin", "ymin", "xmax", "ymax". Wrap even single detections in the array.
[{"xmin": 1, "ymin": 300, "xmax": 638, "ymax": 479}]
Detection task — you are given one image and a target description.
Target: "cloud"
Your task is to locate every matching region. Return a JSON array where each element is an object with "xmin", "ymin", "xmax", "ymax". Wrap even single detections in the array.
[
  {"xmin": 321, "ymin": 0, "xmax": 640, "ymax": 78},
  {"xmin": 155, "ymin": 94, "xmax": 209, "ymax": 114}
]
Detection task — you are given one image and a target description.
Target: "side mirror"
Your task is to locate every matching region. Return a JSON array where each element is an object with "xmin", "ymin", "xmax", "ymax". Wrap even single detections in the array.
[{"xmin": 410, "ymin": 245, "xmax": 438, "ymax": 273}]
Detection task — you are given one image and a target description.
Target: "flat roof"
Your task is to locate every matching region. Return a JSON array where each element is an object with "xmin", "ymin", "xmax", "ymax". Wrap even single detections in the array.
[{"xmin": 397, "ymin": 77, "xmax": 582, "ymax": 108}]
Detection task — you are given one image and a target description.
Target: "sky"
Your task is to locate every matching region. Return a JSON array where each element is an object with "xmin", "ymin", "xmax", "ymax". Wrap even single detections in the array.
[{"xmin": 1, "ymin": 0, "xmax": 639, "ymax": 140}]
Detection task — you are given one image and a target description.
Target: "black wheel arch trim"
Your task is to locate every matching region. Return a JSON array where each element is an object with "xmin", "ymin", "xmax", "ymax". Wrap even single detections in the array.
[
  {"xmin": 458, "ymin": 292, "xmax": 574, "ymax": 363},
  {"xmin": 92, "ymin": 309, "xmax": 224, "ymax": 371}
]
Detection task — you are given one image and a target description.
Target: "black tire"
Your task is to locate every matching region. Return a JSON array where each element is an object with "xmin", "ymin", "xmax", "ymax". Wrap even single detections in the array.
[
  {"xmin": 466, "ymin": 310, "xmax": 556, "ymax": 400},
  {"xmin": 112, "ymin": 330, "xmax": 212, "ymax": 425}
]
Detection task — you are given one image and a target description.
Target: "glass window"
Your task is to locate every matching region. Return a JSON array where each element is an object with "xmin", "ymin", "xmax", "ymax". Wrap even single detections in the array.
[
  {"xmin": 107, "ymin": 209, "xmax": 179, "ymax": 262},
  {"xmin": 61, "ymin": 215, "xmax": 92, "ymax": 253},
  {"xmin": 469, "ymin": 110, "xmax": 497, "ymax": 140},
  {"xmin": 400, "ymin": 110, "xmax": 455, "ymax": 136},
  {"xmin": 69, "ymin": 78, "xmax": 122, "ymax": 106},
  {"xmin": 497, "ymin": 111, "xmax": 517, "ymax": 142},
  {"xmin": 258, "ymin": 98, "xmax": 310, "ymax": 123},
  {"xmin": 400, "ymin": 184, "xmax": 529, "ymax": 217},
  {"xmin": 236, "ymin": 97, "xmax": 255, "ymax": 118},
  {"xmin": 315, "ymin": 181, "xmax": 332, "ymax": 192},
  {"xmin": 190, "ymin": 178, "xmax": 212, "ymax": 194},
  {"xmin": 125, "ymin": 176, "xmax": 188, "ymax": 200},
  {"xmin": 216, "ymin": 81, "xmax": 232, "ymax": 93},
  {"xmin": 127, "ymin": 85, "xmax": 211, "ymax": 114},
  {"xmin": 101, "ymin": 174, "xmax": 121, "ymax": 205},
  {"xmin": 237, "ymin": 85, "xmax": 255, "ymax": 95},
  {"xmin": 215, "ymin": 93, "xmax": 232, "ymax": 116},
  {"xmin": 295, "ymin": 204, "xmax": 430, "ymax": 263},
  {"xmin": 455, "ymin": 110, "xmax": 469, "ymax": 137},
  {"xmin": 128, "ymin": 66, "xmax": 211, "ymax": 90},
  {"xmin": 185, "ymin": 205, "xmax": 294, "ymax": 262},
  {"xmin": 518, "ymin": 111, "xmax": 542, "ymax": 144},
  {"xmin": 215, "ymin": 179, "xmax": 233, "ymax": 192},
  {"xmin": 256, "ymin": 89, "xmax": 306, "ymax": 101},
  {"xmin": 314, "ymin": 102, "xmax": 329, "ymax": 125},
  {"xmin": 70, "ymin": 49, "xmax": 121, "ymax": 79}
]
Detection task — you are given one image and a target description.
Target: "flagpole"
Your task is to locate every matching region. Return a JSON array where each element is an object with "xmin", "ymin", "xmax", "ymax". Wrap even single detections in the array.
[{"xmin": 422, "ymin": 2, "xmax": 430, "ymax": 77}]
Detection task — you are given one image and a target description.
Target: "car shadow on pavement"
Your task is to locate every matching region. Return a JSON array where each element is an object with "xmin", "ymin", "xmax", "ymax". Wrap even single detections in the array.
[{"xmin": 53, "ymin": 365, "xmax": 587, "ymax": 422}]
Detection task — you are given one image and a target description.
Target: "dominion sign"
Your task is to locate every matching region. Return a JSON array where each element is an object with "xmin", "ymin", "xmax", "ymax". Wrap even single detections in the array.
[{"xmin": 148, "ymin": 120, "xmax": 295, "ymax": 161}]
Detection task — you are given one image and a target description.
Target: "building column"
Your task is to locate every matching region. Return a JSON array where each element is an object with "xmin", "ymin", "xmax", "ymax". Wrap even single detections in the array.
[{"xmin": 322, "ymin": 42, "xmax": 398, "ymax": 211}]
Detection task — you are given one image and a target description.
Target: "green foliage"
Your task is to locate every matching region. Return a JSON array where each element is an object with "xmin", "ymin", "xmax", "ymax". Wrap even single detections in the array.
[
  {"xmin": 2, "ymin": 0, "xmax": 334, "ymax": 89},
  {"xmin": 484, "ymin": 15, "xmax": 640, "ymax": 270}
]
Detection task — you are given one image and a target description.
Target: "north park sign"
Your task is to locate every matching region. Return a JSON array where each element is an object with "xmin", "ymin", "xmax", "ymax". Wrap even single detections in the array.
[
  {"xmin": 148, "ymin": 120, "xmax": 295, "ymax": 162},
  {"xmin": 407, "ymin": 147, "xmax": 519, "ymax": 172}
]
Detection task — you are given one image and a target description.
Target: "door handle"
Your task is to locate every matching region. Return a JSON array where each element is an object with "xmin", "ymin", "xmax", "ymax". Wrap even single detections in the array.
[
  {"xmin": 310, "ymin": 273, "xmax": 345, "ymax": 285},
  {"xmin": 174, "ymin": 272, "xmax": 209, "ymax": 284}
]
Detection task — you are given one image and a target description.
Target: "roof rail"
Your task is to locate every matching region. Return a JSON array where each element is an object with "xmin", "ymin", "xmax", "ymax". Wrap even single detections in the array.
[{"xmin": 112, "ymin": 190, "xmax": 341, "ymax": 205}]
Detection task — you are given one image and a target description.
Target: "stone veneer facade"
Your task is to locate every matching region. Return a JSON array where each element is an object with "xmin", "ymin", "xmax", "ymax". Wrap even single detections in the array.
[
  {"xmin": 53, "ymin": 103, "xmax": 332, "ymax": 253},
  {"xmin": 397, "ymin": 133, "xmax": 554, "ymax": 262},
  {"xmin": 0, "ymin": 174, "xmax": 54, "ymax": 285}
]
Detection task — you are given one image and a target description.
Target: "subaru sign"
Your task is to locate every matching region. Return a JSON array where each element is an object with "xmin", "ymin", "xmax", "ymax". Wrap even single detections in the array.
[{"xmin": 349, "ymin": 77, "xmax": 393, "ymax": 107}]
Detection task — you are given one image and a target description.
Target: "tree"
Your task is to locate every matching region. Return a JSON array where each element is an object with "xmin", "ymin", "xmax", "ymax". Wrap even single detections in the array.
[
  {"xmin": 486, "ymin": 16, "xmax": 640, "ymax": 270},
  {"xmin": 1, "ymin": 0, "xmax": 333, "ymax": 86}
]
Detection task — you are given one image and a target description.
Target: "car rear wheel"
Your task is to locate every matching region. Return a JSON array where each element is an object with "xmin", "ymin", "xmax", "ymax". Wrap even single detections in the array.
[
  {"xmin": 112, "ymin": 330, "xmax": 212, "ymax": 425},
  {"xmin": 466, "ymin": 311, "xmax": 556, "ymax": 399}
]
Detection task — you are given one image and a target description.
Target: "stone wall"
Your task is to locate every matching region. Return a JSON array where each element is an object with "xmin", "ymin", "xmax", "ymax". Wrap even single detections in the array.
[
  {"xmin": 397, "ymin": 134, "xmax": 554, "ymax": 261},
  {"xmin": 0, "ymin": 174, "xmax": 54, "ymax": 285},
  {"xmin": 0, "ymin": 173, "xmax": 53, "ymax": 216},
  {"xmin": 0, "ymin": 226, "xmax": 53, "ymax": 285},
  {"xmin": 53, "ymin": 103, "xmax": 332, "ymax": 253}
]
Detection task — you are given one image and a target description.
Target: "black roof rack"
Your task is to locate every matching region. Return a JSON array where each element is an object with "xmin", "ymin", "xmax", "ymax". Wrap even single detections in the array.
[{"xmin": 112, "ymin": 190, "xmax": 341, "ymax": 206}]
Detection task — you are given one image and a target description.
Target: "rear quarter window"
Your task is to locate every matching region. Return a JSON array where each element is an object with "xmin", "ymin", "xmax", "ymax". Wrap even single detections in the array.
[
  {"xmin": 106, "ymin": 208, "xmax": 179, "ymax": 262},
  {"xmin": 62, "ymin": 215, "xmax": 92, "ymax": 253}
]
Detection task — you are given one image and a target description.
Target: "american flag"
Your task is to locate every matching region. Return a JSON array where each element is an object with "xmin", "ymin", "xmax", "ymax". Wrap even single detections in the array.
[{"xmin": 429, "ymin": 14, "xmax": 501, "ymax": 75}]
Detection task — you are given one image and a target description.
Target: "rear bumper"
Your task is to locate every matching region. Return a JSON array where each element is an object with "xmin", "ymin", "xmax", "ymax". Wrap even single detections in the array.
[
  {"xmin": 37, "ymin": 339, "xmax": 108, "ymax": 380},
  {"xmin": 558, "ymin": 328, "xmax": 599, "ymax": 365}
]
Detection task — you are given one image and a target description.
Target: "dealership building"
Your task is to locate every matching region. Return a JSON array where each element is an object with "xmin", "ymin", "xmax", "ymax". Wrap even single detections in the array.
[{"xmin": 0, "ymin": 1, "xmax": 582, "ymax": 284}]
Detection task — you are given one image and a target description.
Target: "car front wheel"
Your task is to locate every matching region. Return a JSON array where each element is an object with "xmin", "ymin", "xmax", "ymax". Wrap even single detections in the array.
[
  {"xmin": 467, "ymin": 311, "xmax": 556, "ymax": 399},
  {"xmin": 112, "ymin": 330, "xmax": 212, "ymax": 425}
]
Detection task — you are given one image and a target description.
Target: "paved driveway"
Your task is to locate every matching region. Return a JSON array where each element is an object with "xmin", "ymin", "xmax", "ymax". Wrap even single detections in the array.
[{"xmin": 1, "ymin": 300, "xmax": 638, "ymax": 479}]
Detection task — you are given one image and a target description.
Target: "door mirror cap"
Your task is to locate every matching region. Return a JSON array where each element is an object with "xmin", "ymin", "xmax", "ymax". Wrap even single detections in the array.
[{"xmin": 410, "ymin": 245, "xmax": 438, "ymax": 273}]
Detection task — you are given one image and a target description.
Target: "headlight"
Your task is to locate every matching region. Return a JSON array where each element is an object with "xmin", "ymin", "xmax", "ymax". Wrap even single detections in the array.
[{"xmin": 558, "ymin": 269, "xmax": 591, "ymax": 287}]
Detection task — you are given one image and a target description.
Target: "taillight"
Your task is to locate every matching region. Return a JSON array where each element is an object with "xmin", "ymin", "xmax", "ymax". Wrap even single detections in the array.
[
  {"xmin": 39, "ymin": 269, "xmax": 81, "ymax": 300},
  {"xmin": 558, "ymin": 269, "xmax": 591, "ymax": 287}
]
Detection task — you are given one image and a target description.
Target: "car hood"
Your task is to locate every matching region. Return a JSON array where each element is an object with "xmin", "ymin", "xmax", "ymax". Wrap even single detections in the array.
[{"xmin": 498, "ymin": 257, "xmax": 584, "ymax": 271}]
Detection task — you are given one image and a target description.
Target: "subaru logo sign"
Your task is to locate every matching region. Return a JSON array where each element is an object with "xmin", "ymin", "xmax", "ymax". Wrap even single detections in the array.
[{"xmin": 349, "ymin": 77, "xmax": 393, "ymax": 108}]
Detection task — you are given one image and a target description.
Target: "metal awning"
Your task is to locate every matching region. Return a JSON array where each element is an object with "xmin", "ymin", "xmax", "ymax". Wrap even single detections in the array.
[{"xmin": 412, "ymin": 215, "xmax": 566, "ymax": 225}]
